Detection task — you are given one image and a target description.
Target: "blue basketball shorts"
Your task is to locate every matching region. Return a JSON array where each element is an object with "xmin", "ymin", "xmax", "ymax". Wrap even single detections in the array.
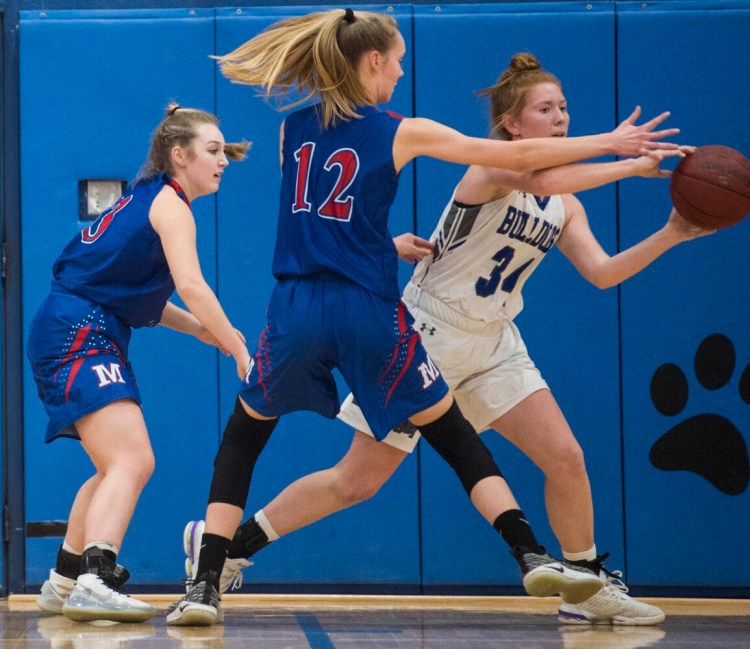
[
  {"xmin": 238, "ymin": 276, "xmax": 449, "ymax": 439},
  {"xmin": 27, "ymin": 290, "xmax": 141, "ymax": 443}
]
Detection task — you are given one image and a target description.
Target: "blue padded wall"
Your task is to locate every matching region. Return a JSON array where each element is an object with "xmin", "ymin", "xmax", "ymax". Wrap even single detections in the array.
[
  {"xmin": 20, "ymin": 9, "xmax": 220, "ymax": 585},
  {"xmin": 14, "ymin": 1, "xmax": 750, "ymax": 593},
  {"xmin": 210, "ymin": 4, "xmax": 420, "ymax": 588},
  {"xmin": 617, "ymin": 0, "xmax": 750, "ymax": 589},
  {"xmin": 413, "ymin": 2, "xmax": 624, "ymax": 589}
]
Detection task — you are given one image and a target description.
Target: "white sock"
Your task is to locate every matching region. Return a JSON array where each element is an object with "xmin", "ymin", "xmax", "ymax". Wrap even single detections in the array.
[
  {"xmin": 62, "ymin": 541, "xmax": 80, "ymax": 556},
  {"xmin": 254, "ymin": 509, "xmax": 280, "ymax": 542},
  {"xmin": 84, "ymin": 541, "xmax": 120, "ymax": 556},
  {"xmin": 563, "ymin": 545, "xmax": 597, "ymax": 563}
]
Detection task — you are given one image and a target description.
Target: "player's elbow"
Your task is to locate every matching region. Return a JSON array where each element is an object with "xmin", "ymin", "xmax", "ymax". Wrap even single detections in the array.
[
  {"xmin": 589, "ymin": 273, "xmax": 616, "ymax": 290},
  {"xmin": 174, "ymin": 277, "xmax": 210, "ymax": 305}
]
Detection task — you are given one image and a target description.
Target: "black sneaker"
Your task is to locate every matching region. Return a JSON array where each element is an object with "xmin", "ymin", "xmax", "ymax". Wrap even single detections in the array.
[
  {"xmin": 166, "ymin": 573, "xmax": 221, "ymax": 626},
  {"xmin": 511, "ymin": 546, "xmax": 604, "ymax": 604}
]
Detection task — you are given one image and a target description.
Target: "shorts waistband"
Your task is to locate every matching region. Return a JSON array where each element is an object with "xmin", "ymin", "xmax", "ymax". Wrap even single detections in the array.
[{"xmin": 403, "ymin": 282, "xmax": 507, "ymax": 335}]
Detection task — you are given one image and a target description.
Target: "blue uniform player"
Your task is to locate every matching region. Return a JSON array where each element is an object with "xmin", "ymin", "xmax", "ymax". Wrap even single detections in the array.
[
  {"xmin": 28, "ymin": 104, "xmax": 250, "ymax": 623},
  {"xmin": 167, "ymin": 8, "xmax": 681, "ymax": 627},
  {"xmin": 244, "ymin": 104, "xmax": 445, "ymax": 435}
]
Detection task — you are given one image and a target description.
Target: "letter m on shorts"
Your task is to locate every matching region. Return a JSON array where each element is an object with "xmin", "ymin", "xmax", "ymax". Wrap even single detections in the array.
[
  {"xmin": 91, "ymin": 363, "xmax": 126, "ymax": 388},
  {"xmin": 417, "ymin": 357, "xmax": 440, "ymax": 389}
]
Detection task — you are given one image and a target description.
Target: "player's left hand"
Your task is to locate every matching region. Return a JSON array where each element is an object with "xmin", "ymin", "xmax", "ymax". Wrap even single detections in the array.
[
  {"xmin": 394, "ymin": 232, "xmax": 434, "ymax": 264},
  {"xmin": 637, "ymin": 146, "xmax": 696, "ymax": 178},
  {"xmin": 196, "ymin": 326, "xmax": 246, "ymax": 355},
  {"xmin": 667, "ymin": 207, "xmax": 716, "ymax": 240}
]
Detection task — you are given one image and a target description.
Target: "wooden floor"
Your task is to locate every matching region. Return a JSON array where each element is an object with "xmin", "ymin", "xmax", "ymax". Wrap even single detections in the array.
[{"xmin": 4, "ymin": 594, "xmax": 750, "ymax": 647}]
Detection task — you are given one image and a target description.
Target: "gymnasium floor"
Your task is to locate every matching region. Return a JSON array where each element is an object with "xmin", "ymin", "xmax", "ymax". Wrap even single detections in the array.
[{"xmin": 3, "ymin": 595, "xmax": 749, "ymax": 648}]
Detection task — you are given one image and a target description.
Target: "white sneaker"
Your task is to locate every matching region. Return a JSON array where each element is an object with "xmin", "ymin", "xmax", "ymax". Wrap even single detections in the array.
[
  {"xmin": 559, "ymin": 568, "xmax": 665, "ymax": 626},
  {"xmin": 37, "ymin": 569, "xmax": 76, "ymax": 614},
  {"xmin": 62, "ymin": 573, "xmax": 155, "ymax": 623},
  {"xmin": 183, "ymin": 520, "xmax": 253, "ymax": 594}
]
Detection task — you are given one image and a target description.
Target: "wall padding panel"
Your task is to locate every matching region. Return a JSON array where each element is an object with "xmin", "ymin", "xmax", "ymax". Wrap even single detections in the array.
[{"xmin": 618, "ymin": 0, "xmax": 750, "ymax": 588}]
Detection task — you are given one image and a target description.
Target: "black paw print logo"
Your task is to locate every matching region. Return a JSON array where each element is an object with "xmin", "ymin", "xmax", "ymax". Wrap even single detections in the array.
[{"xmin": 649, "ymin": 333, "xmax": 750, "ymax": 495}]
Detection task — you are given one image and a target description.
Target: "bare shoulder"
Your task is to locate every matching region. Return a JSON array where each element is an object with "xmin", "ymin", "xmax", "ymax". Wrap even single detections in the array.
[{"xmin": 149, "ymin": 184, "xmax": 193, "ymax": 230}]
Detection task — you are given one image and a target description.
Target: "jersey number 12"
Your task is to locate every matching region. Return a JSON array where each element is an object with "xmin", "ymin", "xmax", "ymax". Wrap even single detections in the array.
[{"xmin": 292, "ymin": 142, "xmax": 360, "ymax": 221}]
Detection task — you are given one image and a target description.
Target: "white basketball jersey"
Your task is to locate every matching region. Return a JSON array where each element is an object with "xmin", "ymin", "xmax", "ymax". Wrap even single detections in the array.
[{"xmin": 411, "ymin": 189, "xmax": 566, "ymax": 323}]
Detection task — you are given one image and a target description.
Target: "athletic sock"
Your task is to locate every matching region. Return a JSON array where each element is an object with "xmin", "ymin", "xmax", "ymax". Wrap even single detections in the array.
[
  {"xmin": 493, "ymin": 509, "xmax": 544, "ymax": 554},
  {"xmin": 56, "ymin": 545, "xmax": 82, "ymax": 579},
  {"xmin": 195, "ymin": 533, "xmax": 231, "ymax": 588}
]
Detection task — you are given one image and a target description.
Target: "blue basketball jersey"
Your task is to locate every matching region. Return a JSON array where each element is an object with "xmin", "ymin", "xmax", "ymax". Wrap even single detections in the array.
[
  {"xmin": 51, "ymin": 173, "xmax": 184, "ymax": 328},
  {"xmin": 273, "ymin": 104, "xmax": 403, "ymax": 300}
]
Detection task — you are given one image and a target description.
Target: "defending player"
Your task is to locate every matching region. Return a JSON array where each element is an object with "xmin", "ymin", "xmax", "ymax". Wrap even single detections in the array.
[{"xmin": 28, "ymin": 104, "xmax": 250, "ymax": 623}]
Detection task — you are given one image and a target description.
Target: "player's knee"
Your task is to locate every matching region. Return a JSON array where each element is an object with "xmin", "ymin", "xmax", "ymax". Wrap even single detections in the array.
[
  {"xmin": 107, "ymin": 449, "xmax": 154, "ymax": 491},
  {"xmin": 329, "ymin": 470, "xmax": 384, "ymax": 506},
  {"xmin": 541, "ymin": 439, "xmax": 587, "ymax": 480},
  {"xmin": 209, "ymin": 397, "xmax": 278, "ymax": 508},
  {"xmin": 418, "ymin": 400, "xmax": 503, "ymax": 494}
]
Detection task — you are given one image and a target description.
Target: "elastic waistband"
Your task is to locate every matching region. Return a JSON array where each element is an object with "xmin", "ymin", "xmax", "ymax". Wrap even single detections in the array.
[{"xmin": 403, "ymin": 282, "xmax": 507, "ymax": 335}]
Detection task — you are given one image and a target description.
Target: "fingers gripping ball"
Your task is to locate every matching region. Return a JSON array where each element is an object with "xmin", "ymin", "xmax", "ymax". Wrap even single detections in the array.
[{"xmin": 670, "ymin": 145, "xmax": 750, "ymax": 229}]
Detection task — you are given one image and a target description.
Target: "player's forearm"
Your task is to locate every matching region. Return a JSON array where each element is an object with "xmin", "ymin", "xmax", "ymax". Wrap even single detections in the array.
[
  {"xmin": 174, "ymin": 282, "xmax": 246, "ymax": 360},
  {"xmin": 590, "ymin": 227, "xmax": 682, "ymax": 288},
  {"xmin": 531, "ymin": 158, "xmax": 642, "ymax": 195}
]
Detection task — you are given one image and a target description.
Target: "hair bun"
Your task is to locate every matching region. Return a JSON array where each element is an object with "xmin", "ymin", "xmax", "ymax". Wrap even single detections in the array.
[{"xmin": 509, "ymin": 52, "xmax": 541, "ymax": 72}]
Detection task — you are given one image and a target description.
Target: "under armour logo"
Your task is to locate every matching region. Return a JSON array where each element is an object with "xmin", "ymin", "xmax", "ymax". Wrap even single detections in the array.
[{"xmin": 419, "ymin": 323, "xmax": 436, "ymax": 335}]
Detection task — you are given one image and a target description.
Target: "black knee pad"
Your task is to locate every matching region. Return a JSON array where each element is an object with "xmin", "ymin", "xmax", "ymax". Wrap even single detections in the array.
[
  {"xmin": 417, "ymin": 400, "xmax": 503, "ymax": 494},
  {"xmin": 208, "ymin": 397, "xmax": 277, "ymax": 508}
]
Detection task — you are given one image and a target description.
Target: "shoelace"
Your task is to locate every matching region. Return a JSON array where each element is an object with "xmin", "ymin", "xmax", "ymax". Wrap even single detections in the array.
[
  {"xmin": 187, "ymin": 580, "xmax": 218, "ymax": 606},
  {"xmin": 588, "ymin": 553, "xmax": 628, "ymax": 594}
]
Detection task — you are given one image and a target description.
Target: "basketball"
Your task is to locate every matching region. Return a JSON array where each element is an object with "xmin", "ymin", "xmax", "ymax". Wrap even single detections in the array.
[{"xmin": 670, "ymin": 145, "xmax": 750, "ymax": 229}]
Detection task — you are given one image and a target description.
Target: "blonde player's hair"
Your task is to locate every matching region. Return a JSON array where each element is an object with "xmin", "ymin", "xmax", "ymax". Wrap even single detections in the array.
[
  {"xmin": 136, "ymin": 102, "xmax": 250, "ymax": 182},
  {"xmin": 477, "ymin": 53, "xmax": 563, "ymax": 140},
  {"xmin": 215, "ymin": 8, "xmax": 400, "ymax": 128}
]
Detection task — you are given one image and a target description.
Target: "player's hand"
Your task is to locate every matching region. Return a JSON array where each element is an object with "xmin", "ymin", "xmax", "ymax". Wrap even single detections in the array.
[
  {"xmin": 610, "ymin": 106, "xmax": 681, "ymax": 157},
  {"xmin": 636, "ymin": 146, "xmax": 696, "ymax": 178},
  {"xmin": 666, "ymin": 207, "xmax": 716, "ymax": 240},
  {"xmin": 393, "ymin": 232, "xmax": 434, "ymax": 264},
  {"xmin": 196, "ymin": 326, "xmax": 246, "ymax": 355},
  {"xmin": 236, "ymin": 352, "xmax": 252, "ymax": 381}
]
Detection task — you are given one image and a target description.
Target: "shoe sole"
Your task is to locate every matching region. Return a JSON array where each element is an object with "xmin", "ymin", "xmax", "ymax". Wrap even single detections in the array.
[
  {"xmin": 558, "ymin": 610, "xmax": 666, "ymax": 626},
  {"xmin": 524, "ymin": 569, "xmax": 603, "ymax": 604},
  {"xmin": 166, "ymin": 603, "xmax": 218, "ymax": 627},
  {"xmin": 37, "ymin": 597, "xmax": 64, "ymax": 615},
  {"xmin": 62, "ymin": 604, "xmax": 155, "ymax": 623},
  {"xmin": 183, "ymin": 521, "xmax": 202, "ymax": 581}
]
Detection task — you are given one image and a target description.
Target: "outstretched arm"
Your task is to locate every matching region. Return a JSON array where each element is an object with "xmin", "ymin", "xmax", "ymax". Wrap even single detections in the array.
[
  {"xmin": 481, "ymin": 147, "xmax": 690, "ymax": 198},
  {"xmin": 150, "ymin": 187, "xmax": 250, "ymax": 378},
  {"xmin": 558, "ymin": 195, "xmax": 714, "ymax": 289},
  {"xmin": 394, "ymin": 106, "xmax": 679, "ymax": 173}
]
